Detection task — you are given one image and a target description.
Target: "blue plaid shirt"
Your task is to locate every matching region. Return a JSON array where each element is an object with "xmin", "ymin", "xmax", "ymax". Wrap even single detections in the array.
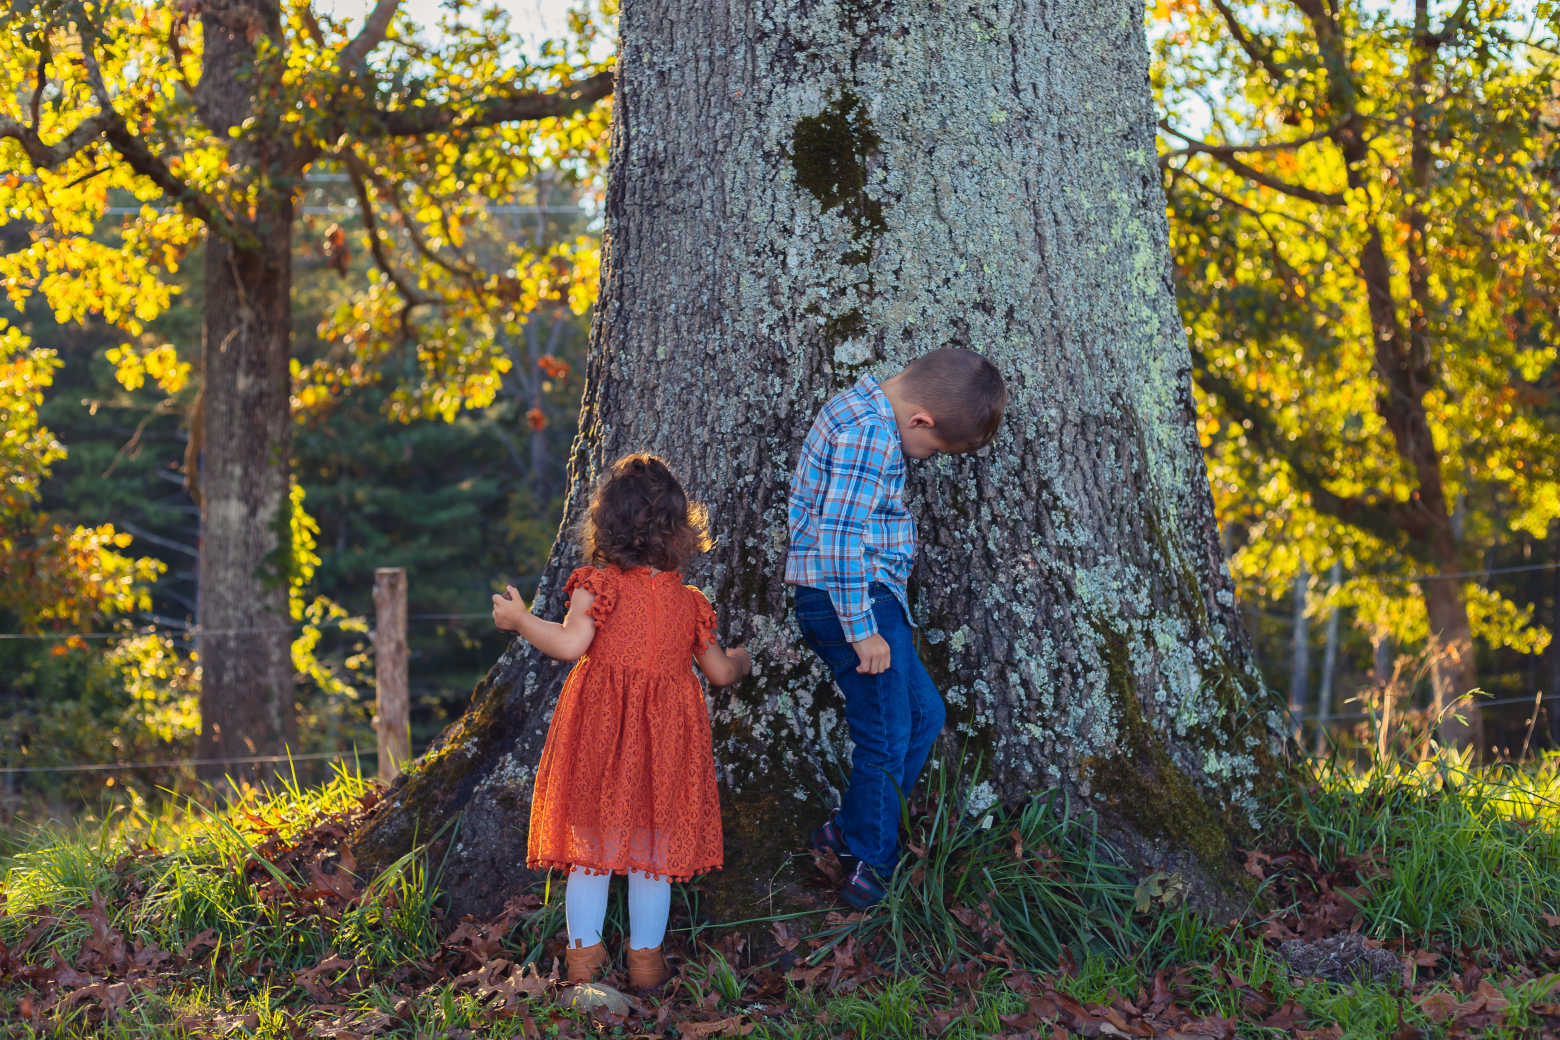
[{"xmin": 785, "ymin": 375, "xmax": 915, "ymax": 642}]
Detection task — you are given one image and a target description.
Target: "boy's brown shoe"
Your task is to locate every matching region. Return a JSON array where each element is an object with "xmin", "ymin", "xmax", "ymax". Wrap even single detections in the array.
[
  {"xmin": 626, "ymin": 944, "xmax": 670, "ymax": 990},
  {"xmin": 565, "ymin": 940, "xmax": 609, "ymax": 984}
]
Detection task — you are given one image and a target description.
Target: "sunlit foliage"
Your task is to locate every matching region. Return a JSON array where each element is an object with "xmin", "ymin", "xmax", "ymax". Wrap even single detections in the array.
[
  {"xmin": 0, "ymin": 318, "xmax": 161, "ymax": 633},
  {"xmin": 1154, "ymin": 1, "xmax": 1560, "ymax": 662},
  {"xmin": 1, "ymin": 0, "xmax": 613, "ymax": 422}
]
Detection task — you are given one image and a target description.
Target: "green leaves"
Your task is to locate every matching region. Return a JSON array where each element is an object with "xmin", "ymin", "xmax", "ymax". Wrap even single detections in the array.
[
  {"xmin": 3, "ymin": 0, "xmax": 614, "ymax": 428},
  {"xmin": 0, "ymin": 318, "xmax": 162, "ymax": 633},
  {"xmin": 1157, "ymin": 1, "xmax": 1560, "ymax": 656}
]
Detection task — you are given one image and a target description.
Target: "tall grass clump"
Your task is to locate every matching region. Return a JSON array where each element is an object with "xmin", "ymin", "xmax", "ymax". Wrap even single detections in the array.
[
  {"xmin": 814, "ymin": 762, "xmax": 1144, "ymax": 973},
  {"xmin": 334, "ymin": 850, "xmax": 442, "ymax": 968},
  {"xmin": 1291, "ymin": 748, "xmax": 1560, "ymax": 955}
]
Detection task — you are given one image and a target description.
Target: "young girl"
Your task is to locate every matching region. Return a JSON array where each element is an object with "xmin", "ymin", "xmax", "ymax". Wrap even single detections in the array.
[{"xmin": 491, "ymin": 453, "xmax": 751, "ymax": 990}]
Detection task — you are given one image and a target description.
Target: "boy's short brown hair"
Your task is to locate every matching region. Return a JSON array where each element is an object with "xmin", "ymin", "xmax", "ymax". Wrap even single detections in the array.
[{"xmin": 899, "ymin": 348, "xmax": 1007, "ymax": 451}]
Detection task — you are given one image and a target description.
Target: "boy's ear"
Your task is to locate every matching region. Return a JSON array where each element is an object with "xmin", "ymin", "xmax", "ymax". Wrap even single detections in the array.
[{"xmin": 907, "ymin": 410, "xmax": 936, "ymax": 429}]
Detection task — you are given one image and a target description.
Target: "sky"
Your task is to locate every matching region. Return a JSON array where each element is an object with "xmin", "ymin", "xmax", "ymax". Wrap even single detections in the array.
[{"xmin": 316, "ymin": 0, "xmax": 577, "ymax": 45}]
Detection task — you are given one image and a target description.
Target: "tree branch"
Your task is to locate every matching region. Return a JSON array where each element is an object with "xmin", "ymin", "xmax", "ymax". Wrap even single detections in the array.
[
  {"xmin": 0, "ymin": 112, "xmax": 115, "ymax": 168},
  {"xmin": 1160, "ymin": 123, "xmax": 1346, "ymax": 206},
  {"xmin": 1166, "ymin": 164, "xmax": 1354, "ymax": 268},
  {"xmin": 356, "ymin": 163, "xmax": 489, "ymax": 296},
  {"xmin": 338, "ymin": 0, "xmax": 400, "ymax": 72},
  {"xmin": 75, "ymin": 35, "xmax": 246, "ymax": 243},
  {"xmin": 1193, "ymin": 360, "xmax": 1433, "ymax": 555},
  {"xmin": 1208, "ymin": 0, "xmax": 1287, "ymax": 82},
  {"xmin": 1159, "ymin": 118, "xmax": 1346, "ymax": 163},
  {"xmin": 1164, "ymin": 166, "xmax": 1354, "ymax": 328},
  {"xmin": 168, "ymin": 10, "xmax": 199, "ymax": 99},
  {"xmin": 30, "ymin": 46, "xmax": 48, "ymax": 128},
  {"xmin": 340, "ymin": 151, "xmax": 430, "ymax": 319},
  {"xmin": 299, "ymin": 2, "xmax": 326, "ymax": 46},
  {"xmin": 1290, "ymin": 0, "xmax": 1341, "ymax": 46},
  {"xmin": 364, "ymin": 70, "xmax": 614, "ymax": 139}
]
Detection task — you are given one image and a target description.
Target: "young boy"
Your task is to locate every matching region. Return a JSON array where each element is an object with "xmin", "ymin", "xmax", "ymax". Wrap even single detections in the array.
[{"xmin": 786, "ymin": 348, "xmax": 1007, "ymax": 909}]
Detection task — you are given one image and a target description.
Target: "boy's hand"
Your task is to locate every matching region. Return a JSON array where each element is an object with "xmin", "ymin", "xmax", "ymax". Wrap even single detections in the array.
[
  {"xmin": 491, "ymin": 585, "xmax": 528, "ymax": 632},
  {"xmin": 852, "ymin": 634, "xmax": 890, "ymax": 674}
]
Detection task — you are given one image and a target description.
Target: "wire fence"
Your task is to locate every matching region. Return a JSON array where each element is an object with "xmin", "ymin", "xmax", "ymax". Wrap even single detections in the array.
[
  {"xmin": 4, "ymin": 559, "xmax": 1555, "ymax": 643},
  {"xmin": 0, "ymin": 577, "xmax": 557, "ymax": 784},
  {"xmin": 0, "ymin": 749, "xmax": 379, "ymax": 776},
  {"xmin": 2, "ymin": 695, "xmax": 1548, "ymax": 779},
  {"xmin": 1299, "ymin": 691, "xmax": 1547, "ymax": 726},
  {"xmin": 0, "ymin": 588, "xmax": 542, "ymax": 642},
  {"xmin": 2, "ymin": 565, "xmax": 1555, "ymax": 780}
]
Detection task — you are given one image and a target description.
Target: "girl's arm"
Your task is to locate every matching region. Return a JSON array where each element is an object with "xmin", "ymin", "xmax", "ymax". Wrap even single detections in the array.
[
  {"xmin": 492, "ymin": 585, "xmax": 597, "ymax": 661},
  {"xmin": 696, "ymin": 643, "xmax": 751, "ymax": 687}
]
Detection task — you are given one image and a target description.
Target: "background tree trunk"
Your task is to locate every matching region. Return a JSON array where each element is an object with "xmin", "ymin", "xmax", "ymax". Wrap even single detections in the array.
[
  {"xmin": 1289, "ymin": 567, "xmax": 1311, "ymax": 743},
  {"xmin": 1424, "ymin": 577, "xmax": 1482, "ymax": 752},
  {"xmin": 194, "ymin": 0, "xmax": 297, "ymax": 784},
  {"xmin": 352, "ymin": 0, "xmax": 1290, "ymax": 923}
]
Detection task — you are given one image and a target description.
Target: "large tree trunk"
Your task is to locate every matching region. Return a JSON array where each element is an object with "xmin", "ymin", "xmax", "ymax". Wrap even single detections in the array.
[
  {"xmin": 194, "ymin": 1, "xmax": 297, "ymax": 784},
  {"xmin": 352, "ymin": 0, "xmax": 1289, "ymax": 923}
]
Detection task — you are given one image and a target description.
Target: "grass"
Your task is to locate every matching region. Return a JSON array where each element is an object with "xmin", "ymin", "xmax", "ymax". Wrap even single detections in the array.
[
  {"xmin": 0, "ymin": 761, "xmax": 436, "ymax": 977},
  {"xmin": 808, "ymin": 767, "xmax": 1146, "ymax": 974},
  {"xmin": 1, "ymin": 750, "xmax": 1557, "ymax": 1038},
  {"xmin": 1289, "ymin": 749, "xmax": 1560, "ymax": 955}
]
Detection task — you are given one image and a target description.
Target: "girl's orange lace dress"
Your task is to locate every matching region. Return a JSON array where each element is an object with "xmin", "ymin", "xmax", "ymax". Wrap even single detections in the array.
[{"xmin": 527, "ymin": 564, "xmax": 724, "ymax": 881}]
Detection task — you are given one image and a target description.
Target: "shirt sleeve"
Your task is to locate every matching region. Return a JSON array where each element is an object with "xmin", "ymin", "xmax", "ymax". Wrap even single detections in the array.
[
  {"xmin": 564, "ymin": 567, "xmax": 617, "ymax": 624},
  {"xmin": 815, "ymin": 421, "xmax": 896, "ymax": 643},
  {"xmin": 687, "ymin": 584, "xmax": 718, "ymax": 656}
]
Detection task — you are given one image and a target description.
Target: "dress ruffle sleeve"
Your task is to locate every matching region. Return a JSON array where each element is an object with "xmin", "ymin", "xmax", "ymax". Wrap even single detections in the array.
[
  {"xmin": 687, "ymin": 585, "xmax": 718, "ymax": 655},
  {"xmin": 564, "ymin": 566, "xmax": 617, "ymax": 624}
]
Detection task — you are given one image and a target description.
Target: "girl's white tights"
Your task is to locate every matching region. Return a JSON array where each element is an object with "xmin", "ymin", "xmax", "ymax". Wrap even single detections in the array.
[{"xmin": 565, "ymin": 866, "xmax": 672, "ymax": 950}]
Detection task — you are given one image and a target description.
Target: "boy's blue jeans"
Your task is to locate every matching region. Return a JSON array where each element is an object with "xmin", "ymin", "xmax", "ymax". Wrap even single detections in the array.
[{"xmin": 792, "ymin": 583, "xmax": 945, "ymax": 873}]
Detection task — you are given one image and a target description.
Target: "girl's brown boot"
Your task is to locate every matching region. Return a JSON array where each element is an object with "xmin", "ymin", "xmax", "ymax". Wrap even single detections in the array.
[
  {"xmin": 564, "ymin": 940, "xmax": 609, "ymax": 984},
  {"xmin": 626, "ymin": 945, "xmax": 670, "ymax": 990}
]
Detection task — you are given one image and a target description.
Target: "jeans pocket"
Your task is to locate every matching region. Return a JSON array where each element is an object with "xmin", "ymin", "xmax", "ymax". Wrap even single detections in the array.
[
  {"xmin": 797, "ymin": 607, "xmax": 850, "ymax": 650},
  {"xmin": 795, "ymin": 608, "xmax": 861, "ymax": 681}
]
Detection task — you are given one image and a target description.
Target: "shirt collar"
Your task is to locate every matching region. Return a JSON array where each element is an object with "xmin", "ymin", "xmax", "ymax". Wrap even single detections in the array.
[
  {"xmin": 855, "ymin": 374, "xmax": 903, "ymax": 452},
  {"xmin": 856, "ymin": 374, "xmax": 895, "ymax": 423}
]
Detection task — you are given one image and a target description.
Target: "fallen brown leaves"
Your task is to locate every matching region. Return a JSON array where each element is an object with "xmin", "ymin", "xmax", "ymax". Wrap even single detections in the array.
[
  {"xmin": 0, "ymin": 801, "xmax": 383, "ymax": 1030},
  {"xmin": 1237, "ymin": 841, "xmax": 1560, "ymax": 1039},
  {"xmin": 1242, "ymin": 846, "xmax": 1381, "ymax": 943}
]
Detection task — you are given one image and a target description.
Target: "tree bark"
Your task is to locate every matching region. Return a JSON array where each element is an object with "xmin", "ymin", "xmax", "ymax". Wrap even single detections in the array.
[
  {"xmin": 1405, "ymin": 0, "xmax": 1483, "ymax": 756},
  {"xmin": 193, "ymin": 0, "xmax": 298, "ymax": 784},
  {"xmin": 352, "ymin": 0, "xmax": 1290, "ymax": 923},
  {"xmin": 1312, "ymin": 562, "xmax": 1342, "ymax": 756},
  {"xmin": 1289, "ymin": 567, "xmax": 1311, "ymax": 743},
  {"xmin": 1423, "ymin": 574, "xmax": 1481, "ymax": 752}
]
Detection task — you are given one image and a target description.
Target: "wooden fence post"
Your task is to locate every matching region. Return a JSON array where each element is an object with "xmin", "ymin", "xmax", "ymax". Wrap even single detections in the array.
[{"xmin": 373, "ymin": 568, "xmax": 410, "ymax": 784}]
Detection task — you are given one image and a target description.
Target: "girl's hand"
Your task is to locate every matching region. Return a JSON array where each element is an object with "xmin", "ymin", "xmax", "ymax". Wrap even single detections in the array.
[
  {"xmin": 697, "ymin": 644, "xmax": 751, "ymax": 686},
  {"xmin": 493, "ymin": 585, "xmax": 597, "ymax": 661},
  {"xmin": 727, "ymin": 647, "xmax": 752, "ymax": 679},
  {"xmin": 492, "ymin": 585, "xmax": 529, "ymax": 632}
]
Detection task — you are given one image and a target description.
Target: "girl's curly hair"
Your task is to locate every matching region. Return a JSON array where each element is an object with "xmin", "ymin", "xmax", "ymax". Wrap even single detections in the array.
[{"xmin": 578, "ymin": 453, "xmax": 712, "ymax": 572}]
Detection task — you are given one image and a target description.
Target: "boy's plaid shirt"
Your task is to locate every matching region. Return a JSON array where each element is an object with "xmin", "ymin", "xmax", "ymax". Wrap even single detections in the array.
[{"xmin": 785, "ymin": 375, "xmax": 915, "ymax": 642}]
